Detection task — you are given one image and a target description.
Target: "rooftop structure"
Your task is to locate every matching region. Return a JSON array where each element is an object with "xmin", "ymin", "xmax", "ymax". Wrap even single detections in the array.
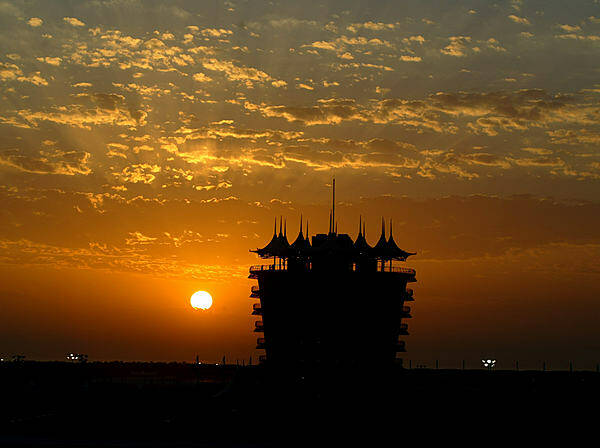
[{"xmin": 249, "ymin": 180, "xmax": 417, "ymax": 368}]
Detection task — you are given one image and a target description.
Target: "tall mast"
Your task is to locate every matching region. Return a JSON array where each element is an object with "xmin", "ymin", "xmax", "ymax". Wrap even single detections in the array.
[{"xmin": 332, "ymin": 178, "xmax": 336, "ymax": 234}]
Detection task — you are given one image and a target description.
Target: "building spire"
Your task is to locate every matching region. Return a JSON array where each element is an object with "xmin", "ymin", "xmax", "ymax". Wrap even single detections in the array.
[
  {"xmin": 329, "ymin": 210, "xmax": 332, "ymax": 234},
  {"xmin": 306, "ymin": 220, "xmax": 309, "ymax": 239},
  {"xmin": 284, "ymin": 219, "xmax": 287, "ymax": 237},
  {"xmin": 273, "ymin": 217, "xmax": 277, "ymax": 236},
  {"xmin": 363, "ymin": 221, "xmax": 366, "ymax": 238},
  {"xmin": 335, "ymin": 222, "xmax": 337, "ymax": 234},
  {"xmin": 389, "ymin": 218, "xmax": 393, "ymax": 240},
  {"xmin": 358, "ymin": 215, "xmax": 362, "ymax": 237},
  {"xmin": 381, "ymin": 217, "xmax": 385, "ymax": 238},
  {"xmin": 279, "ymin": 216, "xmax": 282, "ymax": 237},
  {"xmin": 299, "ymin": 214, "xmax": 303, "ymax": 235}
]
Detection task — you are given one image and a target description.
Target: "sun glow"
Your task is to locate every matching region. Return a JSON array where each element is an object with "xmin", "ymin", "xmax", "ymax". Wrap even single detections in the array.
[{"xmin": 190, "ymin": 291, "xmax": 213, "ymax": 310}]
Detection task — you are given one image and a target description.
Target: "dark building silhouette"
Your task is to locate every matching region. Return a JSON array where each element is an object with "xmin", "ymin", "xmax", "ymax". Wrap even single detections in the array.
[{"xmin": 249, "ymin": 180, "xmax": 417, "ymax": 368}]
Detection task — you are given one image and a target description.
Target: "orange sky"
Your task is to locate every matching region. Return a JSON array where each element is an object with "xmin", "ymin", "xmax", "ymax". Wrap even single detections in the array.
[{"xmin": 1, "ymin": 0, "xmax": 600, "ymax": 369}]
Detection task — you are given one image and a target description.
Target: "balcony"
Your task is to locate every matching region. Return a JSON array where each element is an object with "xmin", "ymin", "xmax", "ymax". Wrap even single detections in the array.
[
  {"xmin": 249, "ymin": 263, "xmax": 415, "ymax": 278},
  {"xmin": 401, "ymin": 306, "xmax": 412, "ymax": 318},
  {"xmin": 380, "ymin": 266, "xmax": 417, "ymax": 275},
  {"xmin": 254, "ymin": 320, "xmax": 264, "ymax": 332},
  {"xmin": 399, "ymin": 323, "xmax": 409, "ymax": 335},
  {"xmin": 249, "ymin": 285, "xmax": 261, "ymax": 298},
  {"xmin": 252, "ymin": 303, "xmax": 262, "ymax": 315},
  {"xmin": 249, "ymin": 264, "xmax": 287, "ymax": 278},
  {"xmin": 259, "ymin": 355, "xmax": 266, "ymax": 364},
  {"xmin": 256, "ymin": 337, "xmax": 266, "ymax": 349},
  {"xmin": 404, "ymin": 288, "xmax": 415, "ymax": 301},
  {"xmin": 395, "ymin": 341, "xmax": 406, "ymax": 352}
]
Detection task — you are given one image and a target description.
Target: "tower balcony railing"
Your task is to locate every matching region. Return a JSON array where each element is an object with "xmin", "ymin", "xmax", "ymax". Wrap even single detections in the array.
[
  {"xmin": 254, "ymin": 321, "xmax": 264, "ymax": 332},
  {"xmin": 252, "ymin": 303, "xmax": 263, "ymax": 315},
  {"xmin": 399, "ymin": 323, "xmax": 409, "ymax": 335},
  {"xmin": 250, "ymin": 264, "xmax": 287, "ymax": 273},
  {"xmin": 404, "ymin": 288, "xmax": 415, "ymax": 301},
  {"xmin": 380, "ymin": 266, "xmax": 416, "ymax": 275},
  {"xmin": 395, "ymin": 341, "xmax": 406, "ymax": 352},
  {"xmin": 250, "ymin": 263, "xmax": 415, "ymax": 276},
  {"xmin": 256, "ymin": 338, "xmax": 266, "ymax": 349},
  {"xmin": 250, "ymin": 285, "xmax": 261, "ymax": 298},
  {"xmin": 401, "ymin": 306, "xmax": 412, "ymax": 318}
]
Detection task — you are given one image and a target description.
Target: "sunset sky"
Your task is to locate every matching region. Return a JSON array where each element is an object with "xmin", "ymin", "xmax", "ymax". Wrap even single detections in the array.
[{"xmin": 1, "ymin": 0, "xmax": 600, "ymax": 369}]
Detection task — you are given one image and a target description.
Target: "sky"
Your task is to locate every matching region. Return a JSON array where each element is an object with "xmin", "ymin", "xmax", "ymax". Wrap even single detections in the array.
[{"xmin": 1, "ymin": 0, "xmax": 600, "ymax": 369}]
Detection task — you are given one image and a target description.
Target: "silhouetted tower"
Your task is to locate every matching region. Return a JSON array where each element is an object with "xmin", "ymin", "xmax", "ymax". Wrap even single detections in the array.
[{"xmin": 249, "ymin": 181, "xmax": 417, "ymax": 368}]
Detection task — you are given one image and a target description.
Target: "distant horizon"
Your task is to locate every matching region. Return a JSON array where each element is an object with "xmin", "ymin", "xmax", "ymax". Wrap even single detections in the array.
[{"xmin": 1, "ymin": 0, "xmax": 600, "ymax": 367}]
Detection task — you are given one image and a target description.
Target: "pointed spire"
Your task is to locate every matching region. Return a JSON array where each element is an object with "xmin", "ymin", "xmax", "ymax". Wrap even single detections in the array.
[
  {"xmin": 284, "ymin": 219, "xmax": 287, "ymax": 237},
  {"xmin": 279, "ymin": 216, "xmax": 283, "ymax": 237},
  {"xmin": 374, "ymin": 216, "xmax": 388, "ymax": 257},
  {"xmin": 363, "ymin": 221, "xmax": 366, "ymax": 238},
  {"xmin": 306, "ymin": 220, "xmax": 309, "ymax": 239},
  {"xmin": 291, "ymin": 215, "xmax": 305, "ymax": 250},
  {"xmin": 358, "ymin": 215, "xmax": 362, "ymax": 237},
  {"xmin": 389, "ymin": 218, "xmax": 393, "ymax": 239},
  {"xmin": 273, "ymin": 217, "xmax": 277, "ymax": 236},
  {"xmin": 329, "ymin": 210, "xmax": 332, "ymax": 234},
  {"xmin": 335, "ymin": 222, "xmax": 337, "ymax": 234}
]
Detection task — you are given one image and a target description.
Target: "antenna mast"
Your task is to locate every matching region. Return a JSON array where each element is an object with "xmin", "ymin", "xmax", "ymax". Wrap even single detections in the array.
[{"xmin": 332, "ymin": 178, "xmax": 336, "ymax": 234}]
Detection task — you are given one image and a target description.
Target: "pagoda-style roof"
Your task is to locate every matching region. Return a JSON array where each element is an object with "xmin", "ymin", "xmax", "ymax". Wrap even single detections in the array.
[
  {"xmin": 386, "ymin": 219, "xmax": 416, "ymax": 261},
  {"xmin": 372, "ymin": 218, "xmax": 389, "ymax": 258},
  {"xmin": 252, "ymin": 215, "xmax": 415, "ymax": 262},
  {"xmin": 353, "ymin": 217, "xmax": 371, "ymax": 254},
  {"xmin": 251, "ymin": 217, "xmax": 290, "ymax": 258},
  {"xmin": 290, "ymin": 217, "xmax": 311, "ymax": 252}
]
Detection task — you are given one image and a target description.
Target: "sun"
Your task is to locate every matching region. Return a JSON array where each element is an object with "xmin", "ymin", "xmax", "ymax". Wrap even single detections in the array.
[{"xmin": 190, "ymin": 291, "xmax": 213, "ymax": 310}]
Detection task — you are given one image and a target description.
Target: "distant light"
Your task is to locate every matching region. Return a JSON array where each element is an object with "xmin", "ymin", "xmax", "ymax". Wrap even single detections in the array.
[
  {"xmin": 482, "ymin": 359, "xmax": 497, "ymax": 368},
  {"xmin": 67, "ymin": 353, "xmax": 87, "ymax": 362}
]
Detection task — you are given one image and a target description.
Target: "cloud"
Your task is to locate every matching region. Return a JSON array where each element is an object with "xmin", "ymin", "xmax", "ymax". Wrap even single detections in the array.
[
  {"xmin": 558, "ymin": 24, "xmax": 581, "ymax": 32},
  {"xmin": 36, "ymin": 56, "xmax": 61, "ymax": 66},
  {"xmin": 114, "ymin": 164, "xmax": 161, "ymax": 184},
  {"xmin": 193, "ymin": 72, "xmax": 212, "ymax": 82},
  {"xmin": 200, "ymin": 28, "xmax": 233, "ymax": 37},
  {"xmin": 547, "ymin": 129, "xmax": 600, "ymax": 145},
  {"xmin": 244, "ymin": 98, "xmax": 364, "ymax": 125},
  {"xmin": 441, "ymin": 36, "xmax": 472, "ymax": 57},
  {"xmin": 63, "ymin": 17, "xmax": 85, "ymax": 27},
  {"xmin": 510, "ymin": 156, "xmax": 565, "ymax": 168},
  {"xmin": 14, "ymin": 93, "xmax": 147, "ymax": 130},
  {"xmin": 460, "ymin": 152, "xmax": 510, "ymax": 169},
  {"xmin": 27, "ymin": 17, "xmax": 43, "ymax": 27},
  {"xmin": 521, "ymin": 147, "xmax": 553, "ymax": 155},
  {"xmin": 0, "ymin": 149, "xmax": 91, "ymax": 175},
  {"xmin": 508, "ymin": 15, "xmax": 531, "ymax": 25},
  {"xmin": 201, "ymin": 59, "xmax": 276, "ymax": 86}
]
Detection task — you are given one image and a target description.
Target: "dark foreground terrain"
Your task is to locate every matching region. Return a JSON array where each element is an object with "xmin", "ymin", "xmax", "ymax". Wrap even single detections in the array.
[{"xmin": 1, "ymin": 361, "xmax": 598, "ymax": 446}]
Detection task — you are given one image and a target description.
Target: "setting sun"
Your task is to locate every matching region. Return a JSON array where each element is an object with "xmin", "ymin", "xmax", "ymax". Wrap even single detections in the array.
[{"xmin": 190, "ymin": 291, "xmax": 213, "ymax": 310}]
